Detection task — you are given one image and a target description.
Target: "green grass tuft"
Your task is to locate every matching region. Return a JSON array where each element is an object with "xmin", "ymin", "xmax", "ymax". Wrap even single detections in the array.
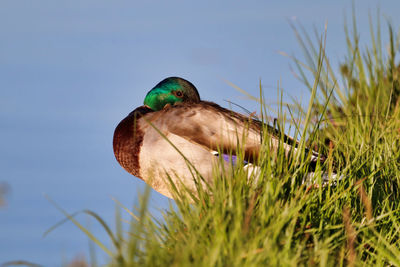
[{"xmin": 57, "ymin": 13, "xmax": 400, "ymax": 267}]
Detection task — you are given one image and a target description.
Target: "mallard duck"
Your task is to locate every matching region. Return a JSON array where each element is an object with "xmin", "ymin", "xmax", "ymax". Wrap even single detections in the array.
[{"xmin": 113, "ymin": 77, "xmax": 330, "ymax": 199}]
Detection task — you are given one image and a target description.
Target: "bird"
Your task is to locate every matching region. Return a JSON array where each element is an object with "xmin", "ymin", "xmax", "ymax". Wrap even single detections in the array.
[{"xmin": 113, "ymin": 77, "xmax": 334, "ymax": 199}]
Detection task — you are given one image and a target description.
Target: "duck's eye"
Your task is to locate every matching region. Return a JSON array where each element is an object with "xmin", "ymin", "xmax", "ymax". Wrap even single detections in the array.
[{"xmin": 175, "ymin": 91, "xmax": 183, "ymax": 98}]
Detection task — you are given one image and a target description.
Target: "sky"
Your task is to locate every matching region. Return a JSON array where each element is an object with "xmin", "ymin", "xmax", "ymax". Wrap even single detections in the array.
[{"xmin": 1, "ymin": 0, "xmax": 400, "ymax": 265}]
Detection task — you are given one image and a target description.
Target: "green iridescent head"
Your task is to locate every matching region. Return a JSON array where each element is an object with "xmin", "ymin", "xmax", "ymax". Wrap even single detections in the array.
[{"xmin": 144, "ymin": 77, "xmax": 201, "ymax": 111}]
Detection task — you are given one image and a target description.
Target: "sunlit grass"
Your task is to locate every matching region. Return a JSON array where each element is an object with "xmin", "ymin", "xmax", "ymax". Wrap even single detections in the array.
[{"xmin": 47, "ymin": 13, "xmax": 400, "ymax": 267}]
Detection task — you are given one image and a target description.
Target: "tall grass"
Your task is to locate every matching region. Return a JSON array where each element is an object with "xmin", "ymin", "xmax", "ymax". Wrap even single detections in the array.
[{"xmin": 56, "ymin": 14, "xmax": 400, "ymax": 266}]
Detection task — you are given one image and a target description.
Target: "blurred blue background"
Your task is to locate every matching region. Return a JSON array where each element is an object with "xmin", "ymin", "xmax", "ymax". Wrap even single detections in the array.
[{"xmin": 1, "ymin": 0, "xmax": 399, "ymax": 265}]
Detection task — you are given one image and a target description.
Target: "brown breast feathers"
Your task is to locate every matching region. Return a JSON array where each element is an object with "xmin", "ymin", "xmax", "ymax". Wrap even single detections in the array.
[{"xmin": 113, "ymin": 106, "xmax": 153, "ymax": 179}]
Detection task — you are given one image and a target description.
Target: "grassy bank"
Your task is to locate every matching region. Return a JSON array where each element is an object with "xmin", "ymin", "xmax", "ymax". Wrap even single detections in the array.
[{"xmin": 62, "ymin": 14, "xmax": 400, "ymax": 267}]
